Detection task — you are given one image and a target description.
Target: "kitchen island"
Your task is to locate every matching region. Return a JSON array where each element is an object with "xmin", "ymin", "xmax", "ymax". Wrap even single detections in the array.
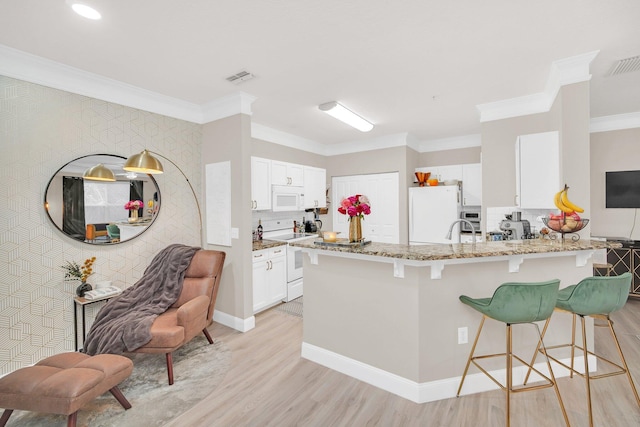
[{"xmin": 289, "ymin": 238, "xmax": 619, "ymax": 403}]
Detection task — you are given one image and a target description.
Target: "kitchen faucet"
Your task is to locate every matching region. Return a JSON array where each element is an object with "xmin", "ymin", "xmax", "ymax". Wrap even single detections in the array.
[{"xmin": 446, "ymin": 219, "xmax": 477, "ymax": 244}]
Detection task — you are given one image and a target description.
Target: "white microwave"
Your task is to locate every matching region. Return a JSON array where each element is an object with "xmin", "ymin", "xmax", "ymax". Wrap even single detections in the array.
[{"xmin": 272, "ymin": 185, "xmax": 304, "ymax": 211}]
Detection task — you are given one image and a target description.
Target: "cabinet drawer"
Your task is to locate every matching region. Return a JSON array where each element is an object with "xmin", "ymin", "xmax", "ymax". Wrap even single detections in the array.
[
  {"xmin": 252, "ymin": 249, "xmax": 269, "ymax": 262},
  {"xmin": 269, "ymin": 246, "xmax": 286, "ymax": 258}
]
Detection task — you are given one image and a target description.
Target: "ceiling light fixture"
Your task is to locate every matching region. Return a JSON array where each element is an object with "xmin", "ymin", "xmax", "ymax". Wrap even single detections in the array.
[
  {"xmin": 318, "ymin": 101, "xmax": 373, "ymax": 132},
  {"xmin": 83, "ymin": 163, "xmax": 115, "ymax": 181},
  {"xmin": 69, "ymin": 2, "xmax": 102, "ymax": 20}
]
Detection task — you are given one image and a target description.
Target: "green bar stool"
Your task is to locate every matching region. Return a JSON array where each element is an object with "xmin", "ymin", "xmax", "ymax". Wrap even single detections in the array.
[
  {"xmin": 524, "ymin": 272, "xmax": 639, "ymax": 427},
  {"xmin": 456, "ymin": 279, "xmax": 570, "ymax": 427}
]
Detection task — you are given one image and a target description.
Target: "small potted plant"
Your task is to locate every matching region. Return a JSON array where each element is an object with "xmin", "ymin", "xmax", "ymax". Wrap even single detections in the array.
[{"xmin": 62, "ymin": 257, "xmax": 96, "ymax": 297}]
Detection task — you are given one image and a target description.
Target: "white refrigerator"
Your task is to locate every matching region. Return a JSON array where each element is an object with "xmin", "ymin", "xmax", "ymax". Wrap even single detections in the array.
[{"xmin": 409, "ymin": 186, "xmax": 461, "ymax": 244}]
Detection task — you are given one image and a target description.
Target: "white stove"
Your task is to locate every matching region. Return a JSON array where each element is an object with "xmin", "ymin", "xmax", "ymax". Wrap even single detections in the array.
[{"xmin": 262, "ymin": 220, "xmax": 317, "ymax": 302}]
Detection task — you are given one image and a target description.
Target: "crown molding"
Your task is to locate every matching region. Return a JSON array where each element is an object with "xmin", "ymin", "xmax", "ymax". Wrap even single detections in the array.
[
  {"xmin": 477, "ymin": 51, "xmax": 599, "ymax": 123},
  {"xmin": 0, "ymin": 44, "xmax": 255, "ymax": 124},
  {"xmin": 251, "ymin": 123, "xmax": 326, "ymax": 155},
  {"xmin": 324, "ymin": 133, "xmax": 412, "ymax": 156},
  {"xmin": 202, "ymin": 92, "xmax": 256, "ymax": 123},
  {"xmin": 419, "ymin": 134, "xmax": 481, "ymax": 152},
  {"xmin": 590, "ymin": 111, "xmax": 640, "ymax": 133}
]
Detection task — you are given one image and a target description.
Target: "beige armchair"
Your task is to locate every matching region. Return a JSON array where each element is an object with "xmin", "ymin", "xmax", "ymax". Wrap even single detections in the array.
[{"xmin": 131, "ymin": 249, "xmax": 225, "ymax": 385}]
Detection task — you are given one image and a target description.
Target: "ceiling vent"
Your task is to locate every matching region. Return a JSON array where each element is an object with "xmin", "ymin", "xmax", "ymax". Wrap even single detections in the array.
[
  {"xmin": 608, "ymin": 55, "xmax": 640, "ymax": 76},
  {"xmin": 225, "ymin": 70, "xmax": 255, "ymax": 84}
]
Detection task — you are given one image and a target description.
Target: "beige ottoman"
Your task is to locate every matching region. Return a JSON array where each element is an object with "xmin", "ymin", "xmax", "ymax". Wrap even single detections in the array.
[{"xmin": 0, "ymin": 352, "xmax": 133, "ymax": 427}]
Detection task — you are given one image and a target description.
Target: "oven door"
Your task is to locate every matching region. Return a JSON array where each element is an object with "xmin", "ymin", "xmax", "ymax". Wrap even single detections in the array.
[{"xmin": 287, "ymin": 244, "xmax": 304, "ymax": 282}]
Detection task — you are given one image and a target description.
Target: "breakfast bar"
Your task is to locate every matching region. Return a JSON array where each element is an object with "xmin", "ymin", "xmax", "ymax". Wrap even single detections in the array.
[{"xmin": 289, "ymin": 238, "xmax": 618, "ymax": 403}]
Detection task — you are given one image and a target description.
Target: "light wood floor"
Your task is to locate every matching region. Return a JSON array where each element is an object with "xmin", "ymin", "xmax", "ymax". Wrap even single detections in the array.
[{"xmin": 166, "ymin": 299, "xmax": 640, "ymax": 426}]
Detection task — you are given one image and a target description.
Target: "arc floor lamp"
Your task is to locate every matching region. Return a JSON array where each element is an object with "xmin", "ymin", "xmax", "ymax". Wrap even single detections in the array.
[{"xmin": 124, "ymin": 149, "xmax": 203, "ymax": 248}]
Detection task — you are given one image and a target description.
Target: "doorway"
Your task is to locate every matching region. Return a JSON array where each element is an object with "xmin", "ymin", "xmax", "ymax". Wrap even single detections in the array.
[{"xmin": 332, "ymin": 172, "xmax": 399, "ymax": 243}]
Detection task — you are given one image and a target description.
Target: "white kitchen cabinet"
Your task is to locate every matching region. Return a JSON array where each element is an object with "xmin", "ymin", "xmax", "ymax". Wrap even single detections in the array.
[
  {"xmin": 413, "ymin": 165, "xmax": 463, "ymax": 183},
  {"xmin": 462, "ymin": 163, "xmax": 482, "ymax": 206},
  {"xmin": 251, "ymin": 157, "xmax": 272, "ymax": 210},
  {"xmin": 272, "ymin": 160, "xmax": 304, "ymax": 186},
  {"xmin": 303, "ymin": 166, "xmax": 327, "ymax": 209},
  {"xmin": 252, "ymin": 247, "xmax": 287, "ymax": 313},
  {"xmin": 516, "ymin": 131, "xmax": 559, "ymax": 209},
  {"xmin": 434, "ymin": 165, "xmax": 463, "ymax": 182}
]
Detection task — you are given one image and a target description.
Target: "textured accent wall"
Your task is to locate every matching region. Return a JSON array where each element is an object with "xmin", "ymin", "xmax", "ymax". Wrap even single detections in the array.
[{"xmin": 0, "ymin": 76, "xmax": 202, "ymax": 374}]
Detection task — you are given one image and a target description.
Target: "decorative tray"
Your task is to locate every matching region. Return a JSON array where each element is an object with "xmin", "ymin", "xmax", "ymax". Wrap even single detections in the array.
[{"xmin": 314, "ymin": 239, "xmax": 372, "ymax": 248}]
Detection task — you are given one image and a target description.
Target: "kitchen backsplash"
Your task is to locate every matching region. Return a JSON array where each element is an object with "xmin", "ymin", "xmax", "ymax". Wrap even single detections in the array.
[
  {"xmin": 486, "ymin": 207, "xmax": 550, "ymax": 235},
  {"xmin": 252, "ymin": 211, "xmax": 313, "ymax": 234}
]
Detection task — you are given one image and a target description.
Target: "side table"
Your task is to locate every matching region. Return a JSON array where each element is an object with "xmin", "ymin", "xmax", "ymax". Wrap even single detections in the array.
[{"xmin": 73, "ymin": 293, "xmax": 121, "ymax": 351}]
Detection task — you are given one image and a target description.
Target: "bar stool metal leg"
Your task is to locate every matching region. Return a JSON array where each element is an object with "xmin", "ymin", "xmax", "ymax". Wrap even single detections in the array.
[{"xmin": 456, "ymin": 316, "xmax": 486, "ymax": 397}]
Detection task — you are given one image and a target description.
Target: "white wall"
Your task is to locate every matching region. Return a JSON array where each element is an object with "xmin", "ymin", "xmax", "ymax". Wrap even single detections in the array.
[
  {"xmin": 0, "ymin": 76, "xmax": 202, "ymax": 374},
  {"xmin": 590, "ymin": 127, "xmax": 640, "ymax": 239}
]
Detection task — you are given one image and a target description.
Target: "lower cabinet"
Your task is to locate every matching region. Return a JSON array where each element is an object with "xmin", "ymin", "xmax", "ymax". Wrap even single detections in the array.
[
  {"xmin": 252, "ymin": 247, "xmax": 287, "ymax": 313},
  {"xmin": 607, "ymin": 247, "xmax": 640, "ymax": 297}
]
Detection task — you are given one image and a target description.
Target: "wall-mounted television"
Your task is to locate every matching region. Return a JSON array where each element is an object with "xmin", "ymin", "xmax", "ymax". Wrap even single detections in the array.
[{"xmin": 606, "ymin": 170, "xmax": 640, "ymax": 208}]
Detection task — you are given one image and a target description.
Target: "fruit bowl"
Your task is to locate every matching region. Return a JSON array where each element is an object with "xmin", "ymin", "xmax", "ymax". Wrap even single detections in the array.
[{"xmin": 542, "ymin": 217, "xmax": 589, "ymax": 241}]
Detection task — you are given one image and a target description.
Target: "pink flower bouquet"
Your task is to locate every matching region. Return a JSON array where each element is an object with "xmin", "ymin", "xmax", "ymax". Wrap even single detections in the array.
[
  {"xmin": 124, "ymin": 200, "xmax": 143, "ymax": 210},
  {"xmin": 337, "ymin": 194, "xmax": 371, "ymax": 220}
]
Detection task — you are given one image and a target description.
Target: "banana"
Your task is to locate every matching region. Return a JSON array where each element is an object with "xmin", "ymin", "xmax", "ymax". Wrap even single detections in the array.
[
  {"xmin": 554, "ymin": 189, "xmax": 574, "ymax": 214},
  {"xmin": 560, "ymin": 185, "xmax": 585, "ymax": 213}
]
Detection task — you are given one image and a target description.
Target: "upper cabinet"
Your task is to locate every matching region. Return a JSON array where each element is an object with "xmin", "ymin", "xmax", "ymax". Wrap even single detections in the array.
[
  {"xmin": 515, "ymin": 131, "xmax": 559, "ymax": 209},
  {"xmin": 414, "ymin": 163, "xmax": 482, "ymax": 206},
  {"xmin": 433, "ymin": 165, "xmax": 463, "ymax": 183},
  {"xmin": 272, "ymin": 160, "xmax": 304, "ymax": 186},
  {"xmin": 252, "ymin": 157, "xmax": 326, "ymax": 212},
  {"xmin": 461, "ymin": 163, "xmax": 482, "ymax": 206},
  {"xmin": 304, "ymin": 166, "xmax": 327, "ymax": 209},
  {"xmin": 251, "ymin": 157, "xmax": 272, "ymax": 210}
]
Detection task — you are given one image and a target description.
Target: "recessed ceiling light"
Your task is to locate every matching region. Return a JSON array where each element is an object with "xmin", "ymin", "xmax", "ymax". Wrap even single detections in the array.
[{"xmin": 69, "ymin": 2, "xmax": 102, "ymax": 20}]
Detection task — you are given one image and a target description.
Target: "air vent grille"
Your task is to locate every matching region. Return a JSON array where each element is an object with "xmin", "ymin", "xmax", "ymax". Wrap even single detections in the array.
[
  {"xmin": 225, "ymin": 70, "xmax": 255, "ymax": 84},
  {"xmin": 609, "ymin": 55, "xmax": 640, "ymax": 76}
]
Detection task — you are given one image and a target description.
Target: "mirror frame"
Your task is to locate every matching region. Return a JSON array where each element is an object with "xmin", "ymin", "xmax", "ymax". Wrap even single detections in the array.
[{"xmin": 44, "ymin": 154, "xmax": 161, "ymax": 245}]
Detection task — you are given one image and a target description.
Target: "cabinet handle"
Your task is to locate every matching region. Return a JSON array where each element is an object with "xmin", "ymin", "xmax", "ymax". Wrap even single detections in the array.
[
  {"xmin": 274, "ymin": 249, "xmax": 282, "ymax": 254},
  {"xmin": 254, "ymin": 254, "xmax": 263, "ymax": 259}
]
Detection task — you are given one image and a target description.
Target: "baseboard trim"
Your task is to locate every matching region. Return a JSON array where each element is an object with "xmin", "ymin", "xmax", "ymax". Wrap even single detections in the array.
[
  {"xmin": 301, "ymin": 342, "xmax": 597, "ymax": 404},
  {"xmin": 213, "ymin": 310, "xmax": 255, "ymax": 332}
]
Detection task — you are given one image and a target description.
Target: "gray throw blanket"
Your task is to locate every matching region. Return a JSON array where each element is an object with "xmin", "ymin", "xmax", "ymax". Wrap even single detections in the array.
[{"xmin": 83, "ymin": 244, "xmax": 200, "ymax": 355}]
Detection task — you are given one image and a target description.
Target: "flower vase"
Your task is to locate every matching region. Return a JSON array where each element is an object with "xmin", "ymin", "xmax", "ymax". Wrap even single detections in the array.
[
  {"xmin": 76, "ymin": 282, "xmax": 92, "ymax": 297},
  {"xmin": 349, "ymin": 216, "xmax": 362, "ymax": 243},
  {"xmin": 129, "ymin": 209, "xmax": 138, "ymax": 223}
]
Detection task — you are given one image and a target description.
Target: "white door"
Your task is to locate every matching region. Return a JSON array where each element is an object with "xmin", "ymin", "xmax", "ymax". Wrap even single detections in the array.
[{"xmin": 332, "ymin": 172, "xmax": 399, "ymax": 243}]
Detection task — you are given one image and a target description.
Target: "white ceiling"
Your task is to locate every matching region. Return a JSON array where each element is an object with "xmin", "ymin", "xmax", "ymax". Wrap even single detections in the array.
[{"xmin": 1, "ymin": 0, "xmax": 639, "ymax": 148}]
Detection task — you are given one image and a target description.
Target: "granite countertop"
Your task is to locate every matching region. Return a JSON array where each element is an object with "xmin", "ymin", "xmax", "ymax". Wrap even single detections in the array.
[
  {"xmin": 252, "ymin": 239, "xmax": 287, "ymax": 251},
  {"xmin": 289, "ymin": 238, "xmax": 621, "ymax": 262}
]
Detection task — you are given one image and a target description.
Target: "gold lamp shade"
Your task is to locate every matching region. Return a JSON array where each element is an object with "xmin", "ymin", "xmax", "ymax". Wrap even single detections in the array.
[
  {"xmin": 83, "ymin": 163, "xmax": 116, "ymax": 181},
  {"xmin": 124, "ymin": 149, "xmax": 164, "ymax": 174}
]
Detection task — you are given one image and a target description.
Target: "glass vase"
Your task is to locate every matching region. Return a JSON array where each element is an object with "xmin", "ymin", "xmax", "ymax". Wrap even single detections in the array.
[
  {"xmin": 349, "ymin": 216, "xmax": 362, "ymax": 243},
  {"xmin": 128, "ymin": 209, "xmax": 139, "ymax": 223}
]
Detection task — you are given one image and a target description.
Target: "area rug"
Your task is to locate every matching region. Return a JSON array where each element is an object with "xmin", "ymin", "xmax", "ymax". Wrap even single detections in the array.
[
  {"xmin": 7, "ymin": 336, "xmax": 231, "ymax": 427},
  {"xmin": 274, "ymin": 296, "xmax": 303, "ymax": 318}
]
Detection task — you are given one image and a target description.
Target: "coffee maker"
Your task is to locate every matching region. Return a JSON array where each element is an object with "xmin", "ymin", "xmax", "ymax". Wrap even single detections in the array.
[
  {"xmin": 499, "ymin": 219, "xmax": 531, "ymax": 240},
  {"xmin": 304, "ymin": 208, "xmax": 323, "ymax": 233}
]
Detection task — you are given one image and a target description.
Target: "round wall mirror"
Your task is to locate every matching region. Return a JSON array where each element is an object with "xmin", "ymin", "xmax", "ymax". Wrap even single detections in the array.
[{"xmin": 44, "ymin": 154, "xmax": 161, "ymax": 244}]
